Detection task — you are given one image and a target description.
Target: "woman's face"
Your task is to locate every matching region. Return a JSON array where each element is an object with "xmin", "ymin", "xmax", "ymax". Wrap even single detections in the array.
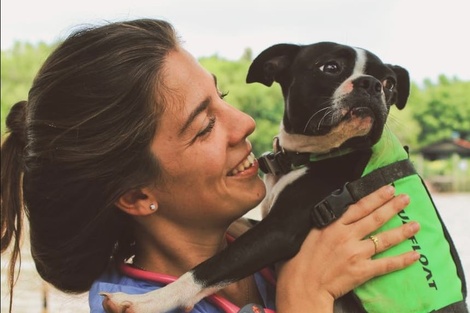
[{"xmin": 150, "ymin": 48, "xmax": 266, "ymax": 228}]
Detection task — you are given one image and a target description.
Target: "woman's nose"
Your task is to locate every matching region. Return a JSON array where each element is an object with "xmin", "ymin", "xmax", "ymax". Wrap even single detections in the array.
[{"xmin": 226, "ymin": 105, "xmax": 256, "ymax": 145}]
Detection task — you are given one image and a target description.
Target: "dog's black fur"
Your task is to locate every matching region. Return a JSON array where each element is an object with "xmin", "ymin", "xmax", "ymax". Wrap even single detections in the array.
[
  {"xmin": 107, "ymin": 42, "xmax": 467, "ymax": 313},
  {"xmin": 240, "ymin": 42, "xmax": 467, "ymax": 312}
]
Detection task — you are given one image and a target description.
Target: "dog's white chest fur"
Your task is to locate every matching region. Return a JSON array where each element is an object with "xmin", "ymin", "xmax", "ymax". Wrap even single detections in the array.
[{"xmin": 260, "ymin": 167, "xmax": 308, "ymax": 218}]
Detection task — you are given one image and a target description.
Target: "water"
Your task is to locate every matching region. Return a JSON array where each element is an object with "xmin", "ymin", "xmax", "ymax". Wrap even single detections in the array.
[
  {"xmin": 2, "ymin": 193, "xmax": 469, "ymax": 313},
  {"xmin": 431, "ymin": 193, "xmax": 470, "ymax": 288}
]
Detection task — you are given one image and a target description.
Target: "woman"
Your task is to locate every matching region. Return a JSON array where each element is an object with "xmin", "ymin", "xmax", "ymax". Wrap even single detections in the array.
[{"xmin": 1, "ymin": 19, "xmax": 419, "ymax": 313}]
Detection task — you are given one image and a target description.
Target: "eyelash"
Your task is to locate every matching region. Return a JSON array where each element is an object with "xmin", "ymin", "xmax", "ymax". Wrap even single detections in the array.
[
  {"xmin": 219, "ymin": 90, "xmax": 229, "ymax": 99},
  {"xmin": 193, "ymin": 88, "xmax": 225, "ymax": 141},
  {"xmin": 196, "ymin": 116, "xmax": 216, "ymax": 138}
]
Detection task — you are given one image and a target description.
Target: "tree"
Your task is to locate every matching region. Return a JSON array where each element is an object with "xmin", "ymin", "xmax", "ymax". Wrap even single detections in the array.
[
  {"xmin": 199, "ymin": 55, "xmax": 284, "ymax": 157},
  {"xmin": 386, "ymin": 82, "xmax": 423, "ymax": 150},
  {"xmin": 1, "ymin": 42, "xmax": 55, "ymax": 133},
  {"xmin": 2, "ymin": 43, "xmax": 468, "ymax": 157},
  {"xmin": 411, "ymin": 76, "xmax": 470, "ymax": 146}
]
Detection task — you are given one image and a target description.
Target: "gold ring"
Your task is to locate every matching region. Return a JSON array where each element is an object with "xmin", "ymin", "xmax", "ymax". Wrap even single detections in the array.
[{"xmin": 369, "ymin": 235, "xmax": 379, "ymax": 254}]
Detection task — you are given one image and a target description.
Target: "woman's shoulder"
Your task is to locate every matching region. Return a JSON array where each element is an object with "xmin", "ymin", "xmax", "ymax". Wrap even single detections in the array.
[
  {"xmin": 88, "ymin": 263, "xmax": 226, "ymax": 313},
  {"xmin": 89, "ymin": 263, "xmax": 162, "ymax": 312}
]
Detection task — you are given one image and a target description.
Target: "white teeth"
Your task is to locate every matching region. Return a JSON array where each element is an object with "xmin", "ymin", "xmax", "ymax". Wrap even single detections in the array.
[{"xmin": 230, "ymin": 152, "xmax": 255, "ymax": 176}]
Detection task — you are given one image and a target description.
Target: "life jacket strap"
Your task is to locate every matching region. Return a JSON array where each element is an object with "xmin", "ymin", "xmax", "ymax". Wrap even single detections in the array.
[{"xmin": 310, "ymin": 159, "xmax": 416, "ymax": 228}]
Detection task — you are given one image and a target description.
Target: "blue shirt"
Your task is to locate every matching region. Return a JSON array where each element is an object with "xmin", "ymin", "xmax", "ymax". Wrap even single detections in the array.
[{"xmin": 89, "ymin": 263, "xmax": 277, "ymax": 313}]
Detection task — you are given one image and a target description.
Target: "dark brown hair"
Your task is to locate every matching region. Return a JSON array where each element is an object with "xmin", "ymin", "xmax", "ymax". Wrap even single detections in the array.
[{"xmin": 1, "ymin": 18, "xmax": 179, "ymax": 309}]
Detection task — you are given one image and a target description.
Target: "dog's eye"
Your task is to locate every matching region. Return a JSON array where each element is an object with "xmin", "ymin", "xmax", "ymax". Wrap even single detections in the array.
[
  {"xmin": 319, "ymin": 61, "xmax": 340, "ymax": 74},
  {"xmin": 382, "ymin": 78, "xmax": 396, "ymax": 91}
]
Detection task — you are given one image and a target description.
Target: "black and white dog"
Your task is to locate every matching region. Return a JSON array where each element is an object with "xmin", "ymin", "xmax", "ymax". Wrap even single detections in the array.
[{"xmin": 105, "ymin": 42, "xmax": 467, "ymax": 312}]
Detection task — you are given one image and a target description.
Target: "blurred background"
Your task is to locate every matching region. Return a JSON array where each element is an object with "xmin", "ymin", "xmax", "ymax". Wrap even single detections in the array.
[{"xmin": 2, "ymin": 0, "xmax": 469, "ymax": 312}]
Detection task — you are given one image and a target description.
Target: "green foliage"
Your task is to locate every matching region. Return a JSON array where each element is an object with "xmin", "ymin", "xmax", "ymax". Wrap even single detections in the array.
[
  {"xmin": 411, "ymin": 76, "xmax": 470, "ymax": 146},
  {"xmin": 199, "ymin": 55, "xmax": 284, "ymax": 157},
  {"xmin": 1, "ymin": 41, "xmax": 55, "ymax": 133},
  {"xmin": 387, "ymin": 83, "xmax": 422, "ymax": 150},
  {"xmin": 1, "ymin": 42, "xmax": 468, "ymax": 161}
]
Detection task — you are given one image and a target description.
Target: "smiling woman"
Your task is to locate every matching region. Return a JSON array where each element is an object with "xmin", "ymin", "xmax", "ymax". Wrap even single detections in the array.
[
  {"xmin": 133, "ymin": 47, "xmax": 266, "ymax": 230},
  {"xmin": 1, "ymin": 18, "xmax": 421, "ymax": 313}
]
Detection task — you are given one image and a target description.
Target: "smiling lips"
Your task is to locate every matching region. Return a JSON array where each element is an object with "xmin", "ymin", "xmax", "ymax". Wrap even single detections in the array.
[{"xmin": 229, "ymin": 152, "xmax": 256, "ymax": 176}]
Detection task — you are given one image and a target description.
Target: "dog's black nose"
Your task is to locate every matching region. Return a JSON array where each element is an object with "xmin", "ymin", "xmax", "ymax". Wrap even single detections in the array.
[{"xmin": 354, "ymin": 76, "xmax": 382, "ymax": 96}]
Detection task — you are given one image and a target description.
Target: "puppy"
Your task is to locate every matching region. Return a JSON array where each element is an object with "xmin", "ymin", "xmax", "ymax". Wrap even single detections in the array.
[{"xmin": 105, "ymin": 42, "xmax": 468, "ymax": 313}]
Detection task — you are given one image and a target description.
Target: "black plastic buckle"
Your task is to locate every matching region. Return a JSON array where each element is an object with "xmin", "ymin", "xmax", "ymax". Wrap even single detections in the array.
[
  {"xmin": 257, "ymin": 151, "xmax": 290, "ymax": 175},
  {"xmin": 310, "ymin": 183, "xmax": 355, "ymax": 228}
]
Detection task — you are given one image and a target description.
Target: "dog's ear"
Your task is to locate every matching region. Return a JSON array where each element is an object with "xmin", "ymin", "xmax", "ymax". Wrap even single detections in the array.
[
  {"xmin": 389, "ymin": 65, "xmax": 410, "ymax": 110},
  {"xmin": 246, "ymin": 44, "xmax": 301, "ymax": 86}
]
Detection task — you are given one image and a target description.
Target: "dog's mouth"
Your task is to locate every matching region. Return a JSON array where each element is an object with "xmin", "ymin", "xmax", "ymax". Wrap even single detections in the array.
[
  {"xmin": 346, "ymin": 107, "xmax": 374, "ymax": 117},
  {"xmin": 340, "ymin": 107, "xmax": 376, "ymax": 137},
  {"xmin": 347, "ymin": 106, "xmax": 375, "ymax": 121},
  {"xmin": 304, "ymin": 106, "xmax": 375, "ymax": 135}
]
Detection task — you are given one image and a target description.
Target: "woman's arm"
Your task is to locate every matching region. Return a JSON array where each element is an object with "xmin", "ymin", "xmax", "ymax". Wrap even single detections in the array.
[{"xmin": 275, "ymin": 185, "xmax": 420, "ymax": 313}]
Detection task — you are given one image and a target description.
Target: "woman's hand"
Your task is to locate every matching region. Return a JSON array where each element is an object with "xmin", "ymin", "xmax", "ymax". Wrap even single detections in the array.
[{"xmin": 275, "ymin": 185, "xmax": 420, "ymax": 313}]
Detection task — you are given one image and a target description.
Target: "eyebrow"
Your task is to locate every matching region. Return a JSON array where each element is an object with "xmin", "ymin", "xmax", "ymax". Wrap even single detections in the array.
[{"xmin": 178, "ymin": 74, "xmax": 218, "ymax": 136}]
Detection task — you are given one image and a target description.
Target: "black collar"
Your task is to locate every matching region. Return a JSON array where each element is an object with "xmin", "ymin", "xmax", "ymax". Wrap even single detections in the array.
[{"xmin": 257, "ymin": 137, "xmax": 356, "ymax": 175}]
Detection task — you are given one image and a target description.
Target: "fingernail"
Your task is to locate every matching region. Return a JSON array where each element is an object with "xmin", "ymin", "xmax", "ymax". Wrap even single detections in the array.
[
  {"xmin": 385, "ymin": 185, "xmax": 395, "ymax": 196},
  {"xmin": 408, "ymin": 221, "xmax": 420, "ymax": 233},
  {"xmin": 410, "ymin": 251, "xmax": 420, "ymax": 261},
  {"xmin": 401, "ymin": 194, "xmax": 410, "ymax": 205}
]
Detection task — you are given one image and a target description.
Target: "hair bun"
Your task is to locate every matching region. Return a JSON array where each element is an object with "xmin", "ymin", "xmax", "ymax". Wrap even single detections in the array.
[{"xmin": 6, "ymin": 101, "xmax": 27, "ymax": 144}]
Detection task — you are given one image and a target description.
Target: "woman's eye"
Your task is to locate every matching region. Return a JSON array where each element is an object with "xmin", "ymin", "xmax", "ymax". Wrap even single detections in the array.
[
  {"xmin": 196, "ymin": 116, "xmax": 216, "ymax": 138},
  {"xmin": 319, "ymin": 61, "xmax": 341, "ymax": 74},
  {"xmin": 382, "ymin": 78, "xmax": 396, "ymax": 91}
]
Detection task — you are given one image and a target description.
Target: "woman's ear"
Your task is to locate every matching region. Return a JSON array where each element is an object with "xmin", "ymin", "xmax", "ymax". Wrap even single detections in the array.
[{"xmin": 115, "ymin": 188, "xmax": 158, "ymax": 216}]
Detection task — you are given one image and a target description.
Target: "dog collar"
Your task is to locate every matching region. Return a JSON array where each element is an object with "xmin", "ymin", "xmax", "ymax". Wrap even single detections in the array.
[{"xmin": 257, "ymin": 137, "xmax": 356, "ymax": 175}]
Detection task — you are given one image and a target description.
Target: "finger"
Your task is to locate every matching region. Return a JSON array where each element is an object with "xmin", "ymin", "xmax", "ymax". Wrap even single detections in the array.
[
  {"xmin": 367, "ymin": 250, "xmax": 420, "ymax": 279},
  {"xmin": 363, "ymin": 221, "xmax": 420, "ymax": 257},
  {"xmin": 341, "ymin": 185, "xmax": 396, "ymax": 225},
  {"xmin": 356, "ymin": 193, "xmax": 410, "ymax": 236}
]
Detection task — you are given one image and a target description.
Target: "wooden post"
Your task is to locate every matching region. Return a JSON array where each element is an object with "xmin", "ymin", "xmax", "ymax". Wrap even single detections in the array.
[{"xmin": 42, "ymin": 281, "xmax": 48, "ymax": 313}]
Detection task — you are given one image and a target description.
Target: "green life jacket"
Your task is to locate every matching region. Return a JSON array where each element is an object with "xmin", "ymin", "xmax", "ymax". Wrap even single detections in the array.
[{"xmin": 354, "ymin": 128, "xmax": 466, "ymax": 312}]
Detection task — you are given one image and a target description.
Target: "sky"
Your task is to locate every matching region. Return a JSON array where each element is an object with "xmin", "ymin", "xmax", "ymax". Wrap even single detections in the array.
[{"xmin": 2, "ymin": 0, "xmax": 470, "ymax": 84}]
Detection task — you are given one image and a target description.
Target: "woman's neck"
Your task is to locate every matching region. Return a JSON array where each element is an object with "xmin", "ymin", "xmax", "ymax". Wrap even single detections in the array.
[
  {"xmin": 132, "ymin": 217, "xmax": 229, "ymax": 277},
  {"xmin": 131, "ymin": 217, "xmax": 263, "ymax": 307}
]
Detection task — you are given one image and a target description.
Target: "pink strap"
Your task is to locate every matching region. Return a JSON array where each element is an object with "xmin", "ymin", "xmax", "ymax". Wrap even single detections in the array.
[
  {"xmin": 120, "ymin": 263, "xmax": 176, "ymax": 284},
  {"xmin": 119, "ymin": 263, "xmax": 275, "ymax": 313}
]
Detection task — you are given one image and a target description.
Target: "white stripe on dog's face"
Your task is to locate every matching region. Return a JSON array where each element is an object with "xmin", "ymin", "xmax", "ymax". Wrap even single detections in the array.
[
  {"xmin": 279, "ymin": 48, "xmax": 376, "ymax": 154},
  {"xmin": 353, "ymin": 48, "xmax": 367, "ymax": 75},
  {"xmin": 332, "ymin": 48, "xmax": 367, "ymax": 105}
]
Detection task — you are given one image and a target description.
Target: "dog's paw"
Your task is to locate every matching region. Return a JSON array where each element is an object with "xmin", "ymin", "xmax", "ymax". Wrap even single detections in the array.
[
  {"xmin": 99, "ymin": 272, "xmax": 206, "ymax": 313},
  {"xmin": 100, "ymin": 291, "xmax": 158, "ymax": 313},
  {"xmin": 100, "ymin": 290, "xmax": 198, "ymax": 313}
]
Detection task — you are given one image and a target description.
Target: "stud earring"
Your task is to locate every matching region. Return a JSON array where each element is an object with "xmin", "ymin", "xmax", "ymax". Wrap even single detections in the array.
[{"xmin": 149, "ymin": 203, "xmax": 157, "ymax": 211}]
